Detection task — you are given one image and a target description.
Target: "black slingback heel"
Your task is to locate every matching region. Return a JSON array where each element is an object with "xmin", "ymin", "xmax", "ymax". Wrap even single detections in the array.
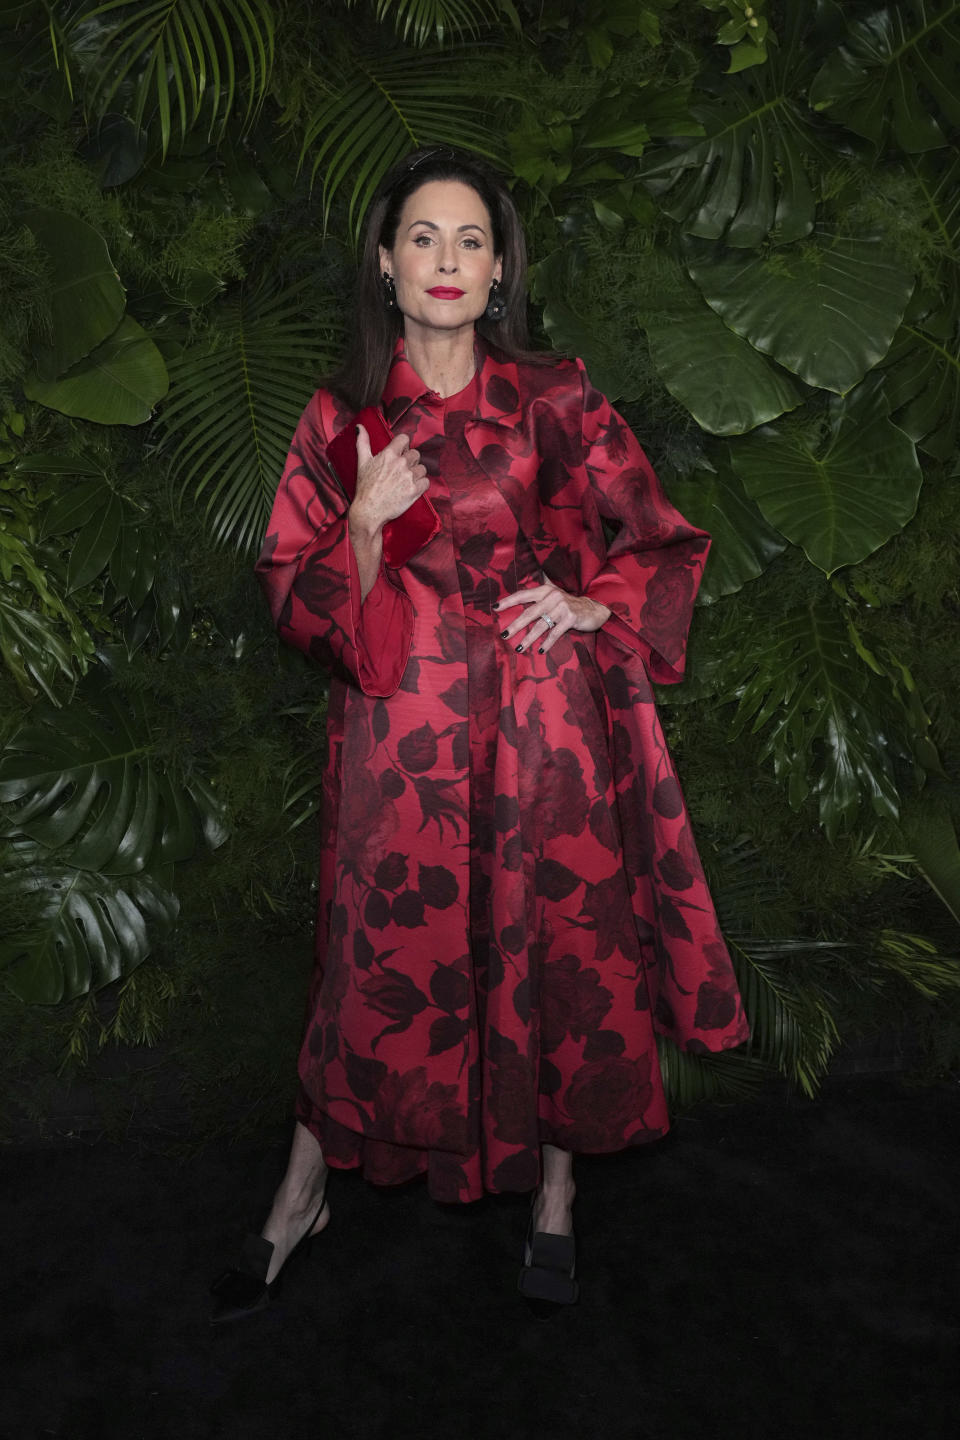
[
  {"xmin": 209, "ymin": 1194, "xmax": 329, "ymax": 1325},
  {"xmin": 517, "ymin": 1203, "xmax": 579, "ymax": 1315}
]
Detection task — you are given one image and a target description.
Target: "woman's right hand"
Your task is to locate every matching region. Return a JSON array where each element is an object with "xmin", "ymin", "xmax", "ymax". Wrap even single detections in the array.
[{"xmin": 349, "ymin": 425, "xmax": 429, "ymax": 534}]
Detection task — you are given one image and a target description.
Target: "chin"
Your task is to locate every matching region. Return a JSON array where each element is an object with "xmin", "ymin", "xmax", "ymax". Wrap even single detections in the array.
[{"xmin": 409, "ymin": 308, "xmax": 484, "ymax": 331}]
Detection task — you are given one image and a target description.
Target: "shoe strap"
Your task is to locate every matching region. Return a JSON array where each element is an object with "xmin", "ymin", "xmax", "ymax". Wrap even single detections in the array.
[{"xmin": 530, "ymin": 1231, "xmax": 575, "ymax": 1273}]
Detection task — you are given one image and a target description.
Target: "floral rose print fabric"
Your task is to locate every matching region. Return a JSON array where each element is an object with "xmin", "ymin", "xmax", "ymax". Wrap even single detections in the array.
[{"xmin": 255, "ymin": 339, "xmax": 749, "ymax": 1202}]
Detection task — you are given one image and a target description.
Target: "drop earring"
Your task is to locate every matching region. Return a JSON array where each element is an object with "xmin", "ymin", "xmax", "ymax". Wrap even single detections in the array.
[
  {"xmin": 382, "ymin": 273, "xmax": 397, "ymax": 310},
  {"xmin": 484, "ymin": 279, "xmax": 505, "ymax": 322}
]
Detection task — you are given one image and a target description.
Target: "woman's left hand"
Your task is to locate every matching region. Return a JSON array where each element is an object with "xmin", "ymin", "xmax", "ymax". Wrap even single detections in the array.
[{"xmin": 494, "ymin": 582, "xmax": 611, "ymax": 655}]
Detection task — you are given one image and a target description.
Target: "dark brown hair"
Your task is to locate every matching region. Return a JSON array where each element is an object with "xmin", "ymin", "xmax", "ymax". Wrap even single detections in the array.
[{"xmin": 326, "ymin": 147, "xmax": 549, "ymax": 410}]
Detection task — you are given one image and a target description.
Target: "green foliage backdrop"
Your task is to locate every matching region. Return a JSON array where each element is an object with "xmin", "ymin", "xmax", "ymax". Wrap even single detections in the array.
[{"xmin": 1, "ymin": 0, "xmax": 958, "ymax": 1139}]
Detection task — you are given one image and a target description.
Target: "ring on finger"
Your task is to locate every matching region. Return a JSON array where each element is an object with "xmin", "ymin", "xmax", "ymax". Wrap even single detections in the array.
[{"xmin": 542, "ymin": 615, "xmax": 556, "ymax": 630}]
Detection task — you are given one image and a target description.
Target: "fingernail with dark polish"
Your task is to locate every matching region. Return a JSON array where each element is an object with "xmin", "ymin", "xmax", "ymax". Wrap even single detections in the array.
[
  {"xmin": 516, "ymin": 644, "xmax": 523, "ymax": 653},
  {"xmin": 500, "ymin": 630, "xmax": 509, "ymax": 639},
  {"xmin": 538, "ymin": 646, "xmax": 545, "ymax": 654}
]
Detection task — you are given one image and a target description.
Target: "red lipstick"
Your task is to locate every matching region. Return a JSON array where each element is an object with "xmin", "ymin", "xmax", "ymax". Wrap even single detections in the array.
[{"xmin": 427, "ymin": 286, "xmax": 465, "ymax": 299}]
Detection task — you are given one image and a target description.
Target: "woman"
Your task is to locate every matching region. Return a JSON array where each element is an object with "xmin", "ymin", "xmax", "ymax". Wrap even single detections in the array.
[{"xmin": 211, "ymin": 147, "xmax": 749, "ymax": 1321}]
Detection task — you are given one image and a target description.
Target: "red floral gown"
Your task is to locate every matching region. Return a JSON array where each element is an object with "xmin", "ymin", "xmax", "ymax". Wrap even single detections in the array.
[{"xmin": 255, "ymin": 338, "xmax": 750, "ymax": 1203}]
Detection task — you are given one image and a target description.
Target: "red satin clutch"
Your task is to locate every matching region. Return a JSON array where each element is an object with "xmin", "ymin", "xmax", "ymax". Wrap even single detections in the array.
[{"xmin": 326, "ymin": 407, "xmax": 440, "ymax": 569}]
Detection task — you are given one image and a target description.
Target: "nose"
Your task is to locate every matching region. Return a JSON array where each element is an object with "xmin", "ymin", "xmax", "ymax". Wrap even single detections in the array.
[{"xmin": 437, "ymin": 242, "xmax": 458, "ymax": 274}]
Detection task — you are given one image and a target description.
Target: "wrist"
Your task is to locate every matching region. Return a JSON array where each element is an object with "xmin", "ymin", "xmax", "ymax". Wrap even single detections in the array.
[{"xmin": 348, "ymin": 504, "xmax": 382, "ymax": 546}]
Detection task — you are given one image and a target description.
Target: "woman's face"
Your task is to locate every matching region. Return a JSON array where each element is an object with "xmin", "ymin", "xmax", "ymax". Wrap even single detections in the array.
[{"xmin": 379, "ymin": 179, "xmax": 503, "ymax": 339}]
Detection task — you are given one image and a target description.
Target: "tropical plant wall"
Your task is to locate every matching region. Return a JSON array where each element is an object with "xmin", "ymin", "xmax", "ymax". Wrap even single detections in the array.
[{"xmin": 2, "ymin": 0, "xmax": 959, "ymax": 1139}]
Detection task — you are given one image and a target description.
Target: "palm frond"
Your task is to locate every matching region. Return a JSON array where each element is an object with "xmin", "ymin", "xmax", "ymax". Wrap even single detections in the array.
[
  {"xmin": 298, "ymin": 51, "xmax": 502, "ymax": 237},
  {"xmin": 729, "ymin": 935, "xmax": 841, "ymax": 1098},
  {"xmin": 657, "ymin": 1039, "xmax": 770, "ymax": 1107},
  {"xmin": 870, "ymin": 930, "xmax": 960, "ymax": 1001},
  {"xmin": 161, "ymin": 282, "xmax": 342, "ymax": 556},
  {"xmin": 69, "ymin": 0, "xmax": 275, "ymax": 157},
  {"xmin": 40, "ymin": 0, "xmax": 79, "ymax": 101},
  {"xmin": 707, "ymin": 837, "xmax": 844, "ymax": 1096},
  {"xmin": 344, "ymin": 0, "xmax": 506, "ymax": 46},
  {"xmin": 279, "ymin": 750, "xmax": 325, "ymax": 833}
]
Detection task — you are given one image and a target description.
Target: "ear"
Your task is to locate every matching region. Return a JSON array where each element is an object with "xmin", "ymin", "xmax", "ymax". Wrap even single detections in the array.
[
  {"xmin": 493, "ymin": 255, "xmax": 503, "ymax": 284},
  {"xmin": 378, "ymin": 243, "xmax": 392, "ymax": 277}
]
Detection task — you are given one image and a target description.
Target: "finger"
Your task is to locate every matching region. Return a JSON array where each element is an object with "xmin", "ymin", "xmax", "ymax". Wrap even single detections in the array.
[
  {"xmin": 500, "ymin": 604, "xmax": 553, "ymax": 645},
  {"xmin": 519, "ymin": 614, "xmax": 564, "ymax": 653},
  {"xmin": 355, "ymin": 423, "xmax": 372, "ymax": 466},
  {"xmin": 390, "ymin": 432, "xmax": 411, "ymax": 455},
  {"xmin": 494, "ymin": 585, "xmax": 549, "ymax": 613},
  {"xmin": 537, "ymin": 617, "xmax": 571, "ymax": 655}
]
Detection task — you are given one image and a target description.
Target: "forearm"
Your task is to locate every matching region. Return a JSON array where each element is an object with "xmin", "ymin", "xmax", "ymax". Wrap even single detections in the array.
[{"xmin": 348, "ymin": 507, "xmax": 384, "ymax": 603}]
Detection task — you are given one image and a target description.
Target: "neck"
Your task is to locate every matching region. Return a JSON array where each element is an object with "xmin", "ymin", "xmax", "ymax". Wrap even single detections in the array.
[{"xmin": 402, "ymin": 322, "xmax": 477, "ymax": 397}]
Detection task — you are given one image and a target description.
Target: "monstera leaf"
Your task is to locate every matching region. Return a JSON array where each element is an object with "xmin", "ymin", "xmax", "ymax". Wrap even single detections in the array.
[
  {"xmin": 663, "ymin": 455, "xmax": 787, "ymax": 602},
  {"xmin": 728, "ymin": 380, "xmax": 922, "ymax": 576},
  {"xmin": 645, "ymin": 282, "xmax": 801, "ymax": 435},
  {"xmin": 686, "ymin": 232, "xmax": 914, "ymax": 395},
  {"xmin": 24, "ymin": 316, "xmax": 169, "ymax": 426},
  {"xmin": 883, "ymin": 295, "xmax": 960, "ymax": 461},
  {"xmin": 638, "ymin": 3, "xmax": 831, "ymax": 246},
  {"xmin": 161, "ymin": 281, "xmax": 340, "ymax": 555},
  {"xmin": 0, "ymin": 688, "xmax": 224, "ymax": 873},
  {"xmin": 299, "ymin": 50, "xmax": 501, "ymax": 234},
  {"xmin": 809, "ymin": 1, "xmax": 960, "ymax": 152},
  {"xmin": 727, "ymin": 597, "xmax": 916, "ymax": 839},
  {"xmin": 0, "ymin": 845, "xmax": 178, "ymax": 1004},
  {"xmin": 68, "ymin": 0, "xmax": 276, "ymax": 158},
  {"xmin": 23, "ymin": 209, "xmax": 125, "ymax": 380}
]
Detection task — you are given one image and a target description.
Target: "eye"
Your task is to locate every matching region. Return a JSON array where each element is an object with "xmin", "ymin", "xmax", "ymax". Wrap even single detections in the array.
[
  {"xmin": 412, "ymin": 233, "xmax": 434, "ymax": 246},
  {"xmin": 461, "ymin": 237, "xmax": 482, "ymax": 249}
]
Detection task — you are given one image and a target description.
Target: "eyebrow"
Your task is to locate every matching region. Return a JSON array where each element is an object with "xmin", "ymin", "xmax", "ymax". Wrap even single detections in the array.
[{"xmin": 406, "ymin": 220, "xmax": 487, "ymax": 235}]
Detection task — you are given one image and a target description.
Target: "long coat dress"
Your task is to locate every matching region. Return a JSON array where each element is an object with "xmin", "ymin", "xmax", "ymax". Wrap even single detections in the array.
[{"xmin": 255, "ymin": 335, "xmax": 750, "ymax": 1204}]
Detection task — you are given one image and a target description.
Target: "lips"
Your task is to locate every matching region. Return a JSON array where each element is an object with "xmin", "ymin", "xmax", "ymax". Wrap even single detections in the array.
[{"xmin": 427, "ymin": 287, "xmax": 465, "ymax": 299}]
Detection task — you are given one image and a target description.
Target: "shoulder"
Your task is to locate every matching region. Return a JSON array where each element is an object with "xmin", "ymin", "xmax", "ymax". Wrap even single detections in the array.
[
  {"xmin": 513, "ymin": 355, "xmax": 610, "ymax": 431},
  {"xmin": 487, "ymin": 347, "xmax": 587, "ymax": 409},
  {"xmin": 295, "ymin": 385, "xmax": 355, "ymax": 445},
  {"xmin": 510, "ymin": 351, "xmax": 602, "ymax": 400}
]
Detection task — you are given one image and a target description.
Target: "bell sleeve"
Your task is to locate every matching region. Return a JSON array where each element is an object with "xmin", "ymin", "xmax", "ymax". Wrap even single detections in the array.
[
  {"xmin": 577, "ymin": 360, "xmax": 710, "ymax": 685},
  {"xmin": 254, "ymin": 390, "xmax": 414, "ymax": 697}
]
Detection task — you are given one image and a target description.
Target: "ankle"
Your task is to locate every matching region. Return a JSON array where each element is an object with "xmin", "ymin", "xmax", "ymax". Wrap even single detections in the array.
[
  {"xmin": 277, "ymin": 1165, "xmax": 328, "ymax": 1220},
  {"xmin": 538, "ymin": 1177, "xmax": 575, "ymax": 1205}
]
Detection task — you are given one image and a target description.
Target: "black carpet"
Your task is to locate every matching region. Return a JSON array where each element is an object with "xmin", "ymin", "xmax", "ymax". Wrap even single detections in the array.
[{"xmin": 3, "ymin": 1075, "xmax": 958, "ymax": 1440}]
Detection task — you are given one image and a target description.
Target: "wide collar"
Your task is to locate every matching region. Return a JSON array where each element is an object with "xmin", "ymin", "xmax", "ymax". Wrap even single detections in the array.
[{"xmin": 381, "ymin": 333, "xmax": 524, "ymax": 430}]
